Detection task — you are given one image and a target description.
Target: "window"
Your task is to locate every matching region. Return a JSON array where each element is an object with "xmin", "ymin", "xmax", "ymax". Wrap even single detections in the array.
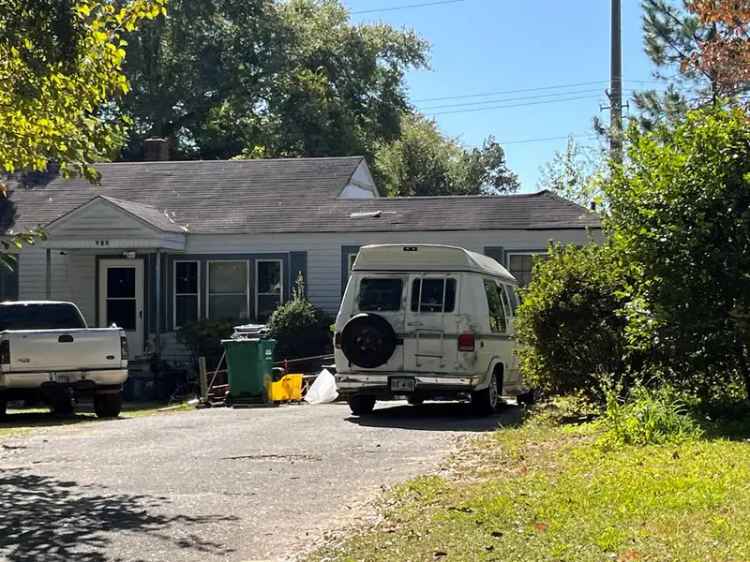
[
  {"xmin": 256, "ymin": 260, "xmax": 283, "ymax": 321},
  {"xmin": 208, "ymin": 261, "xmax": 248, "ymax": 320},
  {"xmin": 410, "ymin": 278, "xmax": 456, "ymax": 313},
  {"xmin": 174, "ymin": 261, "xmax": 199, "ymax": 328},
  {"xmin": 358, "ymin": 278, "xmax": 403, "ymax": 312},
  {"xmin": 505, "ymin": 284, "xmax": 519, "ymax": 314},
  {"xmin": 0, "ymin": 260, "xmax": 18, "ymax": 301},
  {"xmin": 498, "ymin": 282, "xmax": 512, "ymax": 318},
  {"xmin": 483, "ymin": 279, "xmax": 507, "ymax": 333},
  {"xmin": 508, "ymin": 253, "xmax": 548, "ymax": 287}
]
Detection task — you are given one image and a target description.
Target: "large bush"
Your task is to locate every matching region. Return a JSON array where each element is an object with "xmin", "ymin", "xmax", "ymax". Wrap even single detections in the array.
[
  {"xmin": 515, "ymin": 244, "xmax": 630, "ymax": 397},
  {"xmin": 266, "ymin": 276, "xmax": 333, "ymax": 361},
  {"xmin": 607, "ymin": 107, "xmax": 750, "ymax": 397}
]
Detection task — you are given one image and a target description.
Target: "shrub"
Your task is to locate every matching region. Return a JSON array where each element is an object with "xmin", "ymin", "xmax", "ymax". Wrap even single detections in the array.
[
  {"xmin": 514, "ymin": 243, "xmax": 631, "ymax": 398},
  {"xmin": 607, "ymin": 107, "xmax": 750, "ymax": 398},
  {"xmin": 266, "ymin": 275, "xmax": 333, "ymax": 361},
  {"xmin": 176, "ymin": 319, "xmax": 235, "ymax": 370},
  {"xmin": 598, "ymin": 384, "xmax": 703, "ymax": 448}
]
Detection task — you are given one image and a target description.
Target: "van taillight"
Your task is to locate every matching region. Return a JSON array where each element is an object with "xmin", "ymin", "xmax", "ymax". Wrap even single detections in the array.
[
  {"xmin": 120, "ymin": 336, "xmax": 129, "ymax": 361},
  {"xmin": 334, "ymin": 332, "xmax": 342, "ymax": 349},
  {"xmin": 458, "ymin": 333, "xmax": 475, "ymax": 352},
  {"xmin": 0, "ymin": 340, "xmax": 9, "ymax": 364}
]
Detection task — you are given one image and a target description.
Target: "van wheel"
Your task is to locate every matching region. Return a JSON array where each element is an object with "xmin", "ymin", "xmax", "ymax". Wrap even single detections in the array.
[
  {"xmin": 349, "ymin": 395, "xmax": 376, "ymax": 416},
  {"xmin": 94, "ymin": 392, "xmax": 122, "ymax": 418},
  {"xmin": 471, "ymin": 371, "xmax": 501, "ymax": 416}
]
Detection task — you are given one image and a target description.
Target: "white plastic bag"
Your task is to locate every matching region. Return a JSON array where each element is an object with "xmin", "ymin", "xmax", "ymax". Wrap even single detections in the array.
[{"xmin": 304, "ymin": 369, "xmax": 339, "ymax": 404}]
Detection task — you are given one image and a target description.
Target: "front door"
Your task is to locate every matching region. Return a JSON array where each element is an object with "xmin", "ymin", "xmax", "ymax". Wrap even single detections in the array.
[{"xmin": 99, "ymin": 259, "xmax": 144, "ymax": 355}]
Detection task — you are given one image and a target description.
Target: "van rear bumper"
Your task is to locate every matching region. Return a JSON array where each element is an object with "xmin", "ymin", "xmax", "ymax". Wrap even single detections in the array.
[{"xmin": 336, "ymin": 372, "xmax": 481, "ymax": 400}]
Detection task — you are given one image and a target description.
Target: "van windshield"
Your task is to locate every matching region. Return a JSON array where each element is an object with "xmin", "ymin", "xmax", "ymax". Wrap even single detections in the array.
[{"xmin": 358, "ymin": 279, "xmax": 403, "ymax": 312}]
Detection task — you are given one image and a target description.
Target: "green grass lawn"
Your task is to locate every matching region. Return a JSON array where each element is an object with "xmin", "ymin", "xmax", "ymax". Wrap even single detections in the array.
[
  {"xmin": 0, "ymin": 401, "xmax": 195, "ymax": 442},
  {"xmin": 310, "ymin": 413, "xmax": 750, "ymax": 562}
]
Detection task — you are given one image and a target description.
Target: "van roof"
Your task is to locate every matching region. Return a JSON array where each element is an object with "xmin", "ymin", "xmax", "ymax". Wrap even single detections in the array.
[{"xmin": 353, "ymin": 244, "xmax": 517, "ymax": 283}]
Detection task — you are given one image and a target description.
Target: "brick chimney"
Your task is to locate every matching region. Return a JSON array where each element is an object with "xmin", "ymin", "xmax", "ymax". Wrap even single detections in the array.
[{"xmin": 144, "ymin": 138, "xmax": 170, "ymax": 161}]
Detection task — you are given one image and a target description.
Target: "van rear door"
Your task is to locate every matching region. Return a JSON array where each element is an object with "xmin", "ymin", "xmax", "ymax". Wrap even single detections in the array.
[
  {"xmin": 353, "ymin": 274, "xmax": 406, "ymax": 371},
  {"xmin": 404, "ymin": 275, "xmax": 460, "ymax": 374}
]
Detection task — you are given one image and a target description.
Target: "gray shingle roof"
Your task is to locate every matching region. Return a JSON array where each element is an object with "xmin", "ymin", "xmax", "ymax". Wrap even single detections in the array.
[{"xmin": 1, "ymin": 157, "xmax": 600, "ymax": 235}]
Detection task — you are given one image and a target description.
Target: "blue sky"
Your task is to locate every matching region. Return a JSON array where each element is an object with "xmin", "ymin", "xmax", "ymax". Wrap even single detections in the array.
[{"xmin": 346, "ymin": 0, "xmax": 661, "ymax": 191}]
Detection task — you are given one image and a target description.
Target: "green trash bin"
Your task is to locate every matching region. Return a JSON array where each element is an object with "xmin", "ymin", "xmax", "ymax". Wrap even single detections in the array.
[{"xmin": 222, "ymin": 338, "xmax": 276, "ymax": 402}]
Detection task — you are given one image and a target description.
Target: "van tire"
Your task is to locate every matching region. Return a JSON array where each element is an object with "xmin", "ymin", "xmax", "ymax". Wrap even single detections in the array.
[
  {"xmin": 341, "ymin": 313, "xmax": 397, "ymax": 369},
  {"xmin": 94, "ymin": 392, "xmax": 122, "ymax": 418},
  {"xmin": 471, "ymin": 370, "xmax": 501, "ymax": 416},
  {"xmin": 349, "ymin": 395, "xmax": 376, "ymax": 416}
]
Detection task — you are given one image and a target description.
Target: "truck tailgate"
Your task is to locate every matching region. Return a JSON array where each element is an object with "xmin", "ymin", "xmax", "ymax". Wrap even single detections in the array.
[{"xmin": 1, "ymin": 328, "xmax": 124, "ymax": 372}]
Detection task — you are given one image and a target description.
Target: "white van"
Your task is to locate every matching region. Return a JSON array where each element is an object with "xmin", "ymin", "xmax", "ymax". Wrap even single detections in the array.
[{"xmin": 334, "ymin": 244, "xmax": 530, "ymax": 416}]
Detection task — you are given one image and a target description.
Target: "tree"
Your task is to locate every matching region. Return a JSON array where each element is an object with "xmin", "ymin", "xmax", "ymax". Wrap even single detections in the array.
[
  {"xmin": 607, "ymin": 107, "xmax": 750, "ymax": 397},
  {"xmin": 0, "ymin": 0, "xmax": 165, "ymax": 182},
  {"xmin": 374, "ymin": 113, "xmax": 519, "ymax": 197},
  {"xmin": 634, "ymin": 0, "xmax": 720, "ymax": 130},
  {"xmin": 634, "ymin": 0, "xmax": 750, "ymax": 130},
  {"xmin": 0, "ymin": 0, "xmax": 165, "ymax": 258},
  {"xmin": 119, "ymin": 0, "xmax": 428, "ymax": 161},
  {"xmin": 687, "ymin": 0, "xmax": 750, "ymax": 92},
  {"xmin": 537, "ymin": 136, "xmax": 606, "ymax": 208}
]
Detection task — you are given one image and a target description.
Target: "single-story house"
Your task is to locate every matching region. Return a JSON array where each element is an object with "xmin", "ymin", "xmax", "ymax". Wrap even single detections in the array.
[{"xmin": 1, "ymin": 151, "xmax": 601, "ymax": 370}]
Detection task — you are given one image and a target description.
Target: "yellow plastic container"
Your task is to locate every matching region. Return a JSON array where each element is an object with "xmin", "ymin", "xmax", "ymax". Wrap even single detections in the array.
[{"xmin": 268, "ymin": 374, "xmax": 304, "ymax": 402}]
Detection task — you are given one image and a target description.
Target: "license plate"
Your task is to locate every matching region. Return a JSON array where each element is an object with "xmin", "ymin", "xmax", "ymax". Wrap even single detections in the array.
[{"xmin": 389, "ymin": 377, "xmax": 416, "ymax": 393}]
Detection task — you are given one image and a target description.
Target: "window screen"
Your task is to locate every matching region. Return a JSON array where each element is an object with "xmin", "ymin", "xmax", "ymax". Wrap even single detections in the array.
[
  {"xmin": 208, "ymin": 261, "xmax": 248, "ymax": 320},
  {"xmin": 358, "ymin": 278, "xmax": 403, "ymax": 312},
  {"xmin": 508, "ymin": 254, "xmax": 548, "ymax": 287},
  {"xmin": 174, "ymin": 261, "xmax": 199, "ymax": 328},
  {"xmin": 257, "ymin": 260, "xmax": 283, "ymax": 321},
  {"xmin": 410, "ymin": 279, "xmax": 456, "ymax": 313}
]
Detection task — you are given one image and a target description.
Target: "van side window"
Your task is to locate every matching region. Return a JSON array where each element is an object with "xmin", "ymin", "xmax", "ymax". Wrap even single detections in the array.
[
  {"xmin": 506, "ymin": 285, "xmax": 519, "ymax": 313},
  {"xmin": 483, "ymin": 279, "xmax": 507, "ymax": 333},
  {"xmin": 358, "ymin": 278, "xmax": 403, "ymax": 311},
  {"xmin": 498, "ymin": 283, "xmax": 512, "ymax": 317},
  {"xmin": 411, "ymin": 279, "xmax": 456, "ymax": 313}
]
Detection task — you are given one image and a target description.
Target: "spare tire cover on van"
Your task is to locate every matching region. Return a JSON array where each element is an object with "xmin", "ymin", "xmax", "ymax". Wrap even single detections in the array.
[{"xmin": 341, "ymin": 313, "xmax": 397, "ymax": 369}]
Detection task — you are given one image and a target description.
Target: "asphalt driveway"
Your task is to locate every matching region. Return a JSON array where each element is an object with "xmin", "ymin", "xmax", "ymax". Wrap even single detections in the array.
[{"xmin": 0, "ymin": 402, "xmax": 520, "ymax": 562}]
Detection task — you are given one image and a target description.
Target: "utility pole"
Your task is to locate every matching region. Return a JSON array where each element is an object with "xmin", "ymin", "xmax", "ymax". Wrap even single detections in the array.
[{"xmin": 610, "ymin": 0, "xmax": 623, "ymax": 162}]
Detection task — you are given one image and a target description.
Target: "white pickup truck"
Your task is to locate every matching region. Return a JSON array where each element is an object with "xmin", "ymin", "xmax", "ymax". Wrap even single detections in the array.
[{"xmin": 0, "ymin": 301, "xmax": 128, "ymax": 418}]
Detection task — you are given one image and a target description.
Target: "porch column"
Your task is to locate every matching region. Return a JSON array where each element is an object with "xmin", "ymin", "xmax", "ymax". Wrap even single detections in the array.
[
  {"xmin": 155, "ymin": 249, "xmax": 161, "ymax": 354},
  {"xmin": 45, "ymin": 248, "xmax": 51, "ymax": 299}
]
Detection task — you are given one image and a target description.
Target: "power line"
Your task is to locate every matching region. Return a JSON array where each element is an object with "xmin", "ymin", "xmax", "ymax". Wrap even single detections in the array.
[
  {"xmin": 413, "ymin": 81, "xmax": 609, "ymax": 103},
  {"xmin": 417, "ymin": 88, "xmax": 639, "ymax": 111},
  {"xmin": 350, "ymin": 0, "xmax": 464, "ymax": 15},
  {"xmin": 428, "ymin": 94, "xmax": 605, "ymax": 116},
  {"xmin": 499, "ymin": 133, "xmax": 599, "ymax": 146}
]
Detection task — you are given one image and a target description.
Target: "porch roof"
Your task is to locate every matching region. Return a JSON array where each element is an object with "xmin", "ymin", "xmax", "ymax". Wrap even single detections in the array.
[{"xmin": 41, "ymin": 195, "xmax": 186, "ymax": 250}]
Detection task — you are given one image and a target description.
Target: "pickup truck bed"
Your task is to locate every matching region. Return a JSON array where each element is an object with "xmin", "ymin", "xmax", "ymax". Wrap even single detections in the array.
[{"xmin": 0, "ymin": 301, "xmax": 128, "ymax": 418}]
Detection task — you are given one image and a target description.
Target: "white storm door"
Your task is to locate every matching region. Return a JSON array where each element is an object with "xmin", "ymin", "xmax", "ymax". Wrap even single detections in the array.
[{"xmin": 99, "ymin": 259, "xmax": 144, "ymax": 355}]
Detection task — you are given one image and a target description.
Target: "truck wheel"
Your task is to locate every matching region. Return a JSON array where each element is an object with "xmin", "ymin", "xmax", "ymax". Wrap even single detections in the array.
[
  {"xmin": 471, "ymin": 371, "xmax": 501, "ymax": 416},
  {"xmin": 349, "ymin": 395, "xmax": 376, "ymax": 416},
  {"xmin": 94, "ymin": 392, "xmax": 122, "ymax": 418},
  {"xmin": 51, "ymin": 397, "xmax": 75, "ymax": 417}
]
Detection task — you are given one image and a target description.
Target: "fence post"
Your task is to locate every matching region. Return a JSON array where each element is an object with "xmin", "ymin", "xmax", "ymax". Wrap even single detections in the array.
[{"xmin": 199, "ymin": 356, "xmax": 208, "ymax": 402}]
